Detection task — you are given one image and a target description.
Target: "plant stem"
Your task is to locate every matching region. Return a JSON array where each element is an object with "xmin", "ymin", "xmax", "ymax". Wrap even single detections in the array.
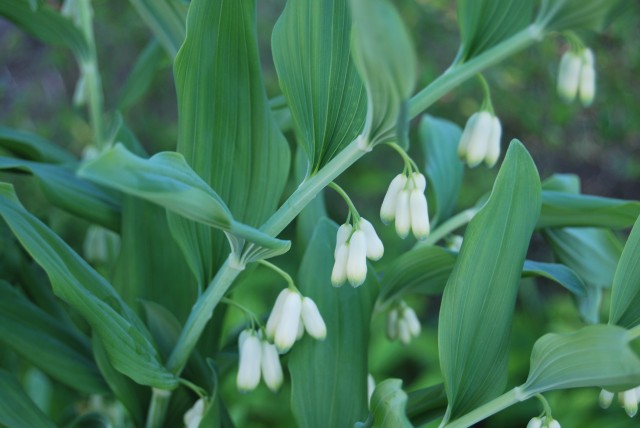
[
  {"xmin": 150, "ymin": 23, "xmax": 547, "ymax": 426},
  {"xmin": 77, "ymin": 0, "xmax": 106, "ymax": 149},
  {"xmin": 409, "ymin": 24, "xmax": 544, "ymax": 120},
  {"xmin": 145, "ymin": 388, "xmax": 171, "ymax": 428},
  {"xmin": 443, "ymin": 387, "xmax": 529, "ymax": 428},
  {"xmin": 328, "ymin": 182, "xmax": 361, "ymax": 224},
  {"xmin": 419, "ymin": 207, "xmax": 478, "ymax": 247},
  {"xmin": 258, "ymin": 260, "xmax": 297, "ymax": 291}
]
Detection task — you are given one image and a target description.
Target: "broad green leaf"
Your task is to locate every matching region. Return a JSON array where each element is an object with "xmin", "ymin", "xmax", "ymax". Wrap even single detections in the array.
[
  {"xmin": 0, "ymin": 126, "xmax": 75, "ymax": 163},
  {"xmin": 272, "ymin": 0, "xmax": 366, "ymax": 169},
  {"xmin": 173, "ymin": 0, "xmax": 290, "ymax": 283},
  {"xmin": 117, "ymin": 39, "xmax": 170, "ymax": 111},
  {"xmin": 0, "ymin": 281, "xmax": 107, "ymax": 394},
  {"xmin": 78, "ymin": 144, "xmax": 290, "ymax": 264},
  {"xmin": 364, "ymin": 379, "xmax": 412, "ymax": 428},
  {"xmin": 0, "ymin": 184, "xmax": 177, "ymax": 389},
  {"xmin": 0, "ymin": 0, "xmax": 89, "ymax": 61},
  {"xmin": 406, "ymin": 384, "xmax": 447, "ymax": 426},
  {"xmin": 0, "ymin": 369, "xmax": 56, "ymax": 428},
  {"xmin": 537, "ymin": 0, "xmax": 631, "ymax": 32},
  {"xmin": 457, "ymin": 0, "xmax": 535, "ymax": 61},
  {"xmin": 128, "ymin": 0, "xmax": 188, "ymax": 58},
  {"xmin": 541, "ymin": 173, "xmax": 580, "ymax": 193},
  {"xmin": 522, "ymin": 260, "xmax": 586, "ymax": 297},
  {"xmin": 419, "ymin": 115, "xmax": 464, "ymax": 225},
  {"xmin": 609, "ymin": 214, "xmax": 640, "ymax": 328},
  {"xmin": 543, "ymin": 228, "xmax": 622, "ymax": 289},
  {"xmin": 92, "ymin": 337, "xmax": 146, "ymax": 426},
  {"xmin": 379, "ymin": 246, "xmax": 456, "ymax": 302},
  {"xmin": 438, "ymin": 140, "xmax": 541, "ymax": 421},
  {"xmin": 294, "ymin": 148, "xmax": 328, "ymax": 250},
  {"xmin": 538, "ymin": 191, "xmax": 640, "ymax": 229},
  {"xmin": 521, "ymin": 324, "xmax": 640, "ymax": 394},
  {"xmin": 0, "ymin": 157, "xmax": 121, "ymax": 230},
  {"xmin": 350, "ymin": 0, "xmax": 417, "ymax": 146},
  {"xmin": 289, "ymin": 219, "xmax": 375, "ymax": 427}
]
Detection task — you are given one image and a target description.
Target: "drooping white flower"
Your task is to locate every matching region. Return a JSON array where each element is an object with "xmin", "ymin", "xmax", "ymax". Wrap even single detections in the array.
[
  {"xmin": 386, "ymin": 308, "xmax": 399, "ymax": 340},
  {"xmin": 621, "ymin": 388, "xmax": 638, "ymax": 417},
  {"xmin": 557, "ymin": 50, "xmax": 582, "ymax": 102},
  {"xmin": 347, "ymin": 229, "xmax": 368, "ymax": 287},
  {"xmin": 386, "ymin": 301, "xmax": 422, "ymax": 345},
  {"xmin": 546, "ymin": 418, "xmax": 561, "ymax": 428},
  {"xmin": 409, "ymin": 189, "xmax": 430, "ymax": 240},
  {"xmin": 599, "ymin": 389, "xmax": 614, "ymax": 409},
  {"xmin": 359, "ymin": 218, "xmax": 384, "ymax": 261},
  {"xmin": 273, "ymin": 290, "xmax": 303, "ymax": 353},
  {"xmin": 402, "ymin": 306, "xmax": 421, "ymax": 337},
  {"xmin": 397, "ymin": 319, "xmax": 412, "ymax": 345},
  {"xmin": 579, "ymin": 48, "xmax": 596, "ymax": 106},
  {"xmin": 335, "ymin": 224, "xmax": 353, "ymax": 257},
  {"xmin": 301, "ymin": 297, "xmax": 327, "ymax": 340},
  {"xmin": 184, "ymin": 398, "xmax": 205, "ymax": 428},
  {"xmin": 526, "ymin": 416, "xmax": 543, "ymax": 428},
  {"xmin": 458, "ymin": 111, "xmax": 502, "ymax": 168},
  {"xmin": 237, "ymin": 330, "xmax": 262, "ymax": 392},
  {"xmin": 331, "ymin": 243, "xmax": 350, "ymax": 287},
  {"xmin": 265, "ymin": 289, "xmax": 289, "ymax": 340},
  {"xmin": 394, "ymin": 190, "xmax": 411, "ymax": 239},
  {"xmin": 260, "ymin": 341, "xmax": 283, "ymax": 392},
  {"xmin": 380, "ymin": 174, "xmax": 407, "ymax": 224}
]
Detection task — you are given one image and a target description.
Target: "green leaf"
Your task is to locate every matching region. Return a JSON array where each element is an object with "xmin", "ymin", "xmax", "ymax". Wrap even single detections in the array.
[
  {"xmin": 541, "ymin": 173, "xmax": 580, "ymax": 193},
  {"xmin": 522, "ymin": 324, "xmax": 640, "ymax": 394},
  {"xmin": 0, "ymin": 126, "xmax": 75, "ymax": 163},
  {"xmin": 289, "ymin": 219, "xmax": 375, "ymax": 427},
  {"xmin": 609, "ymin": 214, "xmax": 640, "ymax": 328},
  {"xmin": 128, "ymin": 0, "xmax": 188, "ymax": 58},
  {"xmin": 379, "ymin": 246, "xmax": 456, "ymax": 302},
  {"xmin": 457, "ymin": 0, "xmax": 535, "ymax": 60},
  {"xmin": 543, "ymin": 228, "xmax": 622, "ymax": 289},
  {"xmin": 0, "ymin": 369, "xmax": 56, "ymax": 428},
  {"xmin": 522, "ymin": 260, "xmax": 586, "ymax": 297},
  {"xmin": 78, "ymin": 145, "xmax": 290, "ymax": 268},
  {"xmin": 0, "ymin": 0, "xmax": 90, "ymax": 61},
  {"xmin": 419, "ymin": 115, "xmax": 464, "ymax": 225},
  {"xmin": 173, "ymin": 0, "xmax": 290, "ymax": 282},
  {"xmin": 537, "ymin": 0, "xmax": 631, "ymax": 32},
  {"xmin": 117, "ymin": 39, "xmax": 170, "ymax": 111},
  {"xmin": 405, "ymin": 383, "xmax": 447, "ymax": 426},
  {"xmin": 0, "ymin": 157, "xmax": 121, "ymax": 230},
  {"xmin": 0, "ymin": 281, "xmax": 107, "ymax": 394},
  {"xmin": 438, "ymin": 140, "xmax": 541, "ymax": 421},
  {"xmin": 538, "ymin": 191, "xmax": 640, "ymax": 229},
  {"xmin": 366, "ymin": 379, "xmax": 412, "ymax": 428},
  {"xmin": 272, "ymin": 0, "xmax": 366, "ymax": 169},
  {"xmin": 0, "ymin": 183, "xmax": 178, "ymax": 389},
  {"xmin": 350, "ymin": 0, "xmax": 417, "ymax": 145}
]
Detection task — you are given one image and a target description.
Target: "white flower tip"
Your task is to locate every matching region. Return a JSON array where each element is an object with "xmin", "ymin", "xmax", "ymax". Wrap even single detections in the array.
[
  {"xmin": 558, "ymin": 51, "xmax": 582, "ymax": 102},
  {"xmin": 409, "ymin": 191, "xmax": 430, "ymax": 240},
  {"xmin": 547, "ymin": 419, "xmax": 561, "ymax": 428},
  {"xmin": 237, "ymin": 333, "xmax": 262, "ymax": 392},
  {"xmin": 526, "ymin": 416, "xmax": 543, "ymax": 428},
  {"xmin": 394, "ymin": 190, "xmax": 411, "ymax": 239},
  {"xmin": 273, "ymin": 291, "xmax": 302, "ymax": 353},
  {"xmin": 622, "ymin": 389, "xmax": 638, "ymax": 417},
  {"xmin": 599, "ymin": 389, "xmax": 614, "ymax": 409},
  {"xmin": 261, "ymin": 341, "xmax": 283, "ymax": 393},
  {"xmin": 301, "ymin": 297, "xmax": 327, "ymax": 340},
  {"xmin": 579, "ymin": 65, "xmax": 596, "ymax": 107},
  {"xmin": 380, "ymin": 174, "xmax": 407, "ymax": 224},
  {"xmin": 184, "ymin": 398, "xmax": 205, "ymax": 428},
  {"xmin": 402, "ymin": 307, "xmax": 421, "ymax": 337},
  {"xmin": 360, "ymin": 218, "xmax": 384, "ymax": 261},
  {"xmin": 331, "ymin": 244, "xmax": 349, "ymax": 287}
]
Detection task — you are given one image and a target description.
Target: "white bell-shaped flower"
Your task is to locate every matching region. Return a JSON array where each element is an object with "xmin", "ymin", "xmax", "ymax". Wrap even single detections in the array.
[
  {"xmin": 394, "ymin": 190, "xmax": 411, "ymax": 239},
  {"xmin": 184, "ymin": 398, "xmax": 205, "ymax": 428},
  {"xmin": 409, "ymin": 189, "xmax": 430, "ymax": 240},
  {"xmin": 621, "ymin": 388, "xmax": 638, "ymax": 417},
  {"xmin": 402, "ymin": 306, "xmax": 421, "ymax": 337},
  {"xmin": 557, "ymin": 50, "xmax": 582, "ymax": 102},
  {"xmin": 484, "ymin": 115, "xmax": 502, "ymax": 167},
  {"xmin": 386, "ymin": 308, "xmax": 399, "ymax": 340},
  {"xmin": 260, "ymin": 341, "xmax": 283, "ymax": 392},
  {"xmin": 237, "ymin": 330, "xmax": 262, "ymax": 392},
  {"xmin": 273, "ymin": 290, "xmax": 302, "ymax": 353},
  {"xmin": 359, "ymin": 218, "xmax": 384, "ymax": 260},
  {"xmin": 331, "ymin": 243, "xmax": 350, "ymax": 287},
  {"xmin": 301, "ymin": 297, "xmax": 327, "ymax": 340},
  {"xmin": 346, "ymin": 229, "xmax": 368, "ymax": 287},
  {"xmin": 265, "ymin": 289, "xmax": 289, "ymax": 340},
  {"xmin": 526, "ymin": 416, "xmax": 543, "ymax": 428},
  {"xmin": 458, "ymin": 111, "xmax": 502, "ymax": 168},
  {"xmin": 579, "ymin": 48, "xmax": 596, "ymax": 106},
  {"xmin": 599, "ymin": 389, "xmax": 614, "ymax": 409},
  {"xmin": 380, "ymin": 174, "xmax": 407, "ymax": 224},
  {"xmin": 386, "ymin": 301, "xmax": 422, "ymax": 345}
]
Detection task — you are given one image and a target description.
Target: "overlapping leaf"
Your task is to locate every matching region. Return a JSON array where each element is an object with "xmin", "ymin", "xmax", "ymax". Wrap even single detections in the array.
[
  {"xmin": 538, "ymin": 191, "xmax": 640, "ymax": 229},
  {"xmin": 0, "ymin": 0, "xmax": 89, "ymax": 61},
  {"xmin": 419, "ymin": 115, "xmax": 464, "ymax": 225},
  {"xmin": 350, "ymin": 0, "xmax": 416, "ymax": 146},
  {"xmin": 537, "ymin": 0, "xmax": 631, "ymax": 32},
  {"xmin": 457, "ymin": 0, "xmax": 535, "ymax": 61},
  {"xmin": 522, "ymin": 260, "xmax": 586, "ymax": 297},
  {"xmin": 362, "ymin": 379, "xmax": 412, "ymax": 428},
  {"xmin": 0, "ymin": 183, "xmax": 177, "ymax": 389},
  {"xmin": 522, "ymin": 324, "xmax": 640, "ymax": 394},
  {"xmin": 272, "ymin": 0, "xmax": 366, "ymax": 170},
  {"xmin": 438, "ymin": 140, "xmax": 541, "ymax": 421},
  {"xmin": 0, "ymin": 369, "xmax": 56, "ymax": 428},
  {"xmin": 173, "ymin": 0, "xmax": 290, "ymax": 283},
  {"xmin": 0, "ymin": 126, "xmax": 75, "ymax": 163},
  {"xmin": 609, "ymin": 214, "xmax": 640, "ymax": 328},
  {"xmin": 0, "ymin": 157, "xmax": 121, "ymax": 230},
  {"xmin": 117, "ymin": 39, "xmax": 170, "ymax": 110},
  {"xmin": 0, "ymin": 281, "xmax": 107, "ymax": 394},
  {"xmin": 294, "ymin": 148, "xmax": 328, "ymax": 250},
  {"xmin": 128, "ymin": 0, "xmax": 188, "ymax": 58},
  {"xmin": 78, "ymin": 145, "xmax": 290, "ymax": 265},
  {"xmin": 289, "ymin": 219, "xmax": 375, "ymax": 427}
]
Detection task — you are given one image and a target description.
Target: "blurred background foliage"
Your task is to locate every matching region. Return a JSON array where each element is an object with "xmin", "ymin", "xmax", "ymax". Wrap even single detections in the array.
[{"xmin": 1, "ymin": 1, "xmax": 639, "ymax": 427}]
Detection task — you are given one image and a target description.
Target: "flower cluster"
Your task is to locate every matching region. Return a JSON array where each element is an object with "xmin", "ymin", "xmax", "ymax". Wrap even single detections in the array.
[
  {"xmin": 380, "ymin": 172, "xmax": 430, "ymax": 240},
  {"xmin": 557, "ymin": 48, "xmax": 596, "ymax": 106},
  {"xmin": 236, "ymin": 329, "xmax": 284, "ymax": 393},
  {"xmin": 332, "ymin": 218, "xmax": 384, "ymax": 287},
  {"xmin": 457, "ymin": 111, "xmax": 502, "ymax": 168},
  {"xmin": 386, "ymin": 301, "xmax": 421, "ymax": 345},
  {"xmin": 600, "ymin": 387, "xmax": 640, "ymax": 417},
  {"xmin": 266, "ymin": 288, "xmax": 327, "ymax": 353},
  {"xmin": 527, "ymin": 416, "xmax": 560, "ymax": 428}
]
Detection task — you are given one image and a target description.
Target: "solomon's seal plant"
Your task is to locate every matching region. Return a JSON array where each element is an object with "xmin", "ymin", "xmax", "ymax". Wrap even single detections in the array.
[{"xmin": 1, "ymin": 0, "xmax": 640, "ymax": 427}]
